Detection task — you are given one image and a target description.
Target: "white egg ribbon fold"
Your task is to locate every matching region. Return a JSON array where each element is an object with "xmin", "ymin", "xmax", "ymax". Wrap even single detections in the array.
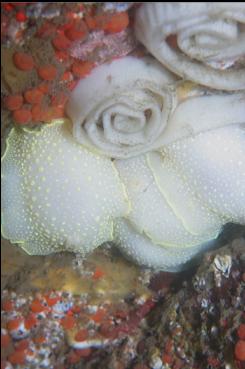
[
  {"xmin": 135, "ymin": 2, "xmax": 245, "ymax": 91},
  {"xmin": 66, "ymin": 56, "xmax": 176, "ymax": 159},
  {"xmin": 67, "ymin": 56, "xmax": 245, "ymax": 159},
  {"xmin": 163, "ymin": 85, "xmax": 245, "ymax": 144}
]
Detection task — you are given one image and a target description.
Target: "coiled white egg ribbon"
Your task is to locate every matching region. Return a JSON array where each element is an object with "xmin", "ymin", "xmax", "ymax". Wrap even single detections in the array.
[
  {"xmin": 67, "ymin": 56, "xmax": 176, "ymax": 159},
  {"xmin": 135, "ymin": 2, "xmax": 245, "ymax": 90},
  {"xmin": 67, "ymin": 56, "xmax": 245, "ymax": 159}
]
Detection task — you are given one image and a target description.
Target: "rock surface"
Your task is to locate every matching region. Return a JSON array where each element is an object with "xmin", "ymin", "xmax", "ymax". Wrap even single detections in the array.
[{"xmin": 1, "ymin": 225, "xmax": 244, "ymax": 368}]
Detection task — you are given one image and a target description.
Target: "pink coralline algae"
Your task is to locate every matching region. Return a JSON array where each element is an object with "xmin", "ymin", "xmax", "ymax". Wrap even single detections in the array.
[{"xmin": 68, "ymin": 28, "xmax": 138, "ymax": 66}]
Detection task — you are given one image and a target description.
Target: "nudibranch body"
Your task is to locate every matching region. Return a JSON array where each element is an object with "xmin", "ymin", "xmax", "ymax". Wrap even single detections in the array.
[
  {"xmin": 114, "ymin": 124, "xmax": 245, "ymax": 270},
  {"xmin": 1, "ymin": 120, "xmax": 129, "ymax": 255},
  {"xmin": 1, "ymin": 110, "xmax": 244, "ymax": 271}
]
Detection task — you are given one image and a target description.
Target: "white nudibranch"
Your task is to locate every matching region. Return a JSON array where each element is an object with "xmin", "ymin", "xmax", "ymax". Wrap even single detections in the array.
[
  {"xmin": 1, "ymin": 120, "xmax": 130, "ymax": 255},
  {"xmin": 135, "ymin": 2, "xmax": 245, "ymax": 90},
  {"xmin": 1, "ymin": 55, "xmax": 245, "ymax": 271},
  {"xmin": 1, "ymin": 118, "xmax": 244, "ymax": 271},
  {"xmin": 114, "ymin": 125, "xmax": 245, "ymax": 271}
]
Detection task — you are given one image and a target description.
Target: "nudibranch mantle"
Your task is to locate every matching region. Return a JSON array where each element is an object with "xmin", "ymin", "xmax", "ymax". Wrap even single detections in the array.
[
  {"xmin": 1, "ymin": 120, "xmax": 130, "ymax": 255},
  {"xmin": 1, "ymin": 118, "xmax": 244, "ymax": 271},
  {"xmin": 1, "ymin": 47, "xmax": 245, "ymax": 271}
]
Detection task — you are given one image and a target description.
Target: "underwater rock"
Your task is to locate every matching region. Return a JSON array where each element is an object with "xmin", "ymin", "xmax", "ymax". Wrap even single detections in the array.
[
  {"xmin": 86, "ymin": 231, "xmax": 245, "ymax": 369},
  {"xmin": 1, "ymin": 229, "xmax": 244, "ymax": 368}
]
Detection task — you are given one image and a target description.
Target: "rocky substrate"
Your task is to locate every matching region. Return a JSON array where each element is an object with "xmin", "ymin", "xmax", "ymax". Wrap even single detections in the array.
[
  {"xmin": 77, "ymin": 230, "xmax": 245, "ymax": 369},
  {"xmin": 1, "ymin": 226, "xmax": 245, "ymax": 369}
]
